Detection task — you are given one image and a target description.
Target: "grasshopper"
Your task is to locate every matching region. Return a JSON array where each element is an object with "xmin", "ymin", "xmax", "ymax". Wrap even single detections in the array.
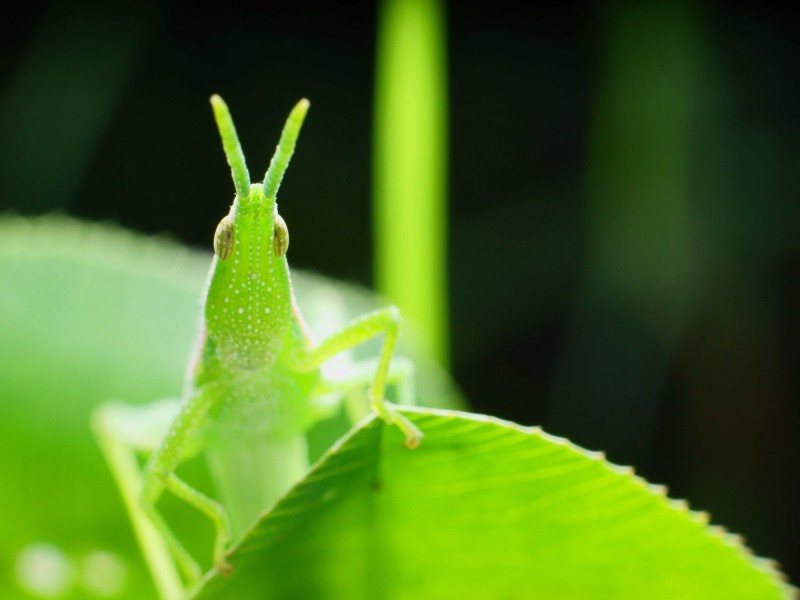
[{"xmin": 93, "ymin": 96, "xmax": 421, "ymax": 598}]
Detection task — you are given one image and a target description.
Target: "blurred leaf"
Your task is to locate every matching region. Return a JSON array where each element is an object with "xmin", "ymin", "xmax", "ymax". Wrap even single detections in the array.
[
  {"xmin": 195, "ymin": 408, "xmax": 792, "ymax": 599},
  {"xmin": 0, "ymin": 216, "xmax": 205, "ymax": 599}
]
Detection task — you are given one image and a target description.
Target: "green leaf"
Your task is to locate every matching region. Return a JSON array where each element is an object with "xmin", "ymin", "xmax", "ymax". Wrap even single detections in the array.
[
  {"xmin": 0, "ymin": 216, "xmax": 208, "ymax": 599},
  {"xmin": 195, "ymin": 408, "xmax": 793, "ymax": 599}
]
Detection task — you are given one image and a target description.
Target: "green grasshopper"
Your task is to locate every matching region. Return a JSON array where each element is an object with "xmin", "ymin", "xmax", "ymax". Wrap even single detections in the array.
[{"xmin": 93, "ymin": 96, "xmax": 421, "ymax": 598}]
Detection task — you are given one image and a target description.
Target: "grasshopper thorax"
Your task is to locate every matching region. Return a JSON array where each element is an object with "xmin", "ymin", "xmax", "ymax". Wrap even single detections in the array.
[{"xmin": 204, "ymin": 183, "xmax": 293, "ymax": 370}]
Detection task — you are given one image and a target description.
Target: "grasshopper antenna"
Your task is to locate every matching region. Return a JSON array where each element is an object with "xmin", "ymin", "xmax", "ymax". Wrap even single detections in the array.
[
  {"xmin": 263, "ymin": 99, "xmax": 310, "ymax": 200},
  {"xmin": 210, "ymin": 94, "xmax": 251, "ymax": 201}
]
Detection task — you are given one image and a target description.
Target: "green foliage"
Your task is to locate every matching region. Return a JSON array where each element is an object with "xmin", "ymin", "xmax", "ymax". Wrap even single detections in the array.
[
  {"xmin": 0, "ymin": 0, "xmax": 794, "ymax": 596},
  {"xmin": 1, "ymin": 217, "xmax": 791, "ymax": 598},
  {"xmin": 196, "ymin": 409, "xmax": 792, "ymax": 599},
  {"xmin": 0, "ymin": 216, "xmax": 206, "ymax": 599},
  {"xmin": 0, "ymin": 216, "xmax": 459, "ymax": 599}
]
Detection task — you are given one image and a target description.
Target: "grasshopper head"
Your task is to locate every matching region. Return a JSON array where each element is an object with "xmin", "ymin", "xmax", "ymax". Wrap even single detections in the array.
[{"xmin": 203, "ymin": 96, "xmax": 308, "ymax": 369}]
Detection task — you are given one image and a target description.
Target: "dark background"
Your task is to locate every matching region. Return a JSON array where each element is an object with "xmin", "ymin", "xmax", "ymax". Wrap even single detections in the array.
[{"xmin": 1, "ymin": 0, "xmax": 797, "ymax": 583}]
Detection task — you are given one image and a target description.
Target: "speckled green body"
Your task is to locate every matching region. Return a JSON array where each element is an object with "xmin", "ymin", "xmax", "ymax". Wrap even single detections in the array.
[
  {"xmin": 199, "ymin": 183, "xmax": 318, "ymax": 435},
  {"xmin": 140, "ymin": 98, "xmax": 321, "ymax": 542},
  {"xmin": 204, "ymin": 184, "xmax": 293, "ymax": 372},
  {"xmin": 192, "ymin": 181, "xmax": 320, "ymax": 535}
]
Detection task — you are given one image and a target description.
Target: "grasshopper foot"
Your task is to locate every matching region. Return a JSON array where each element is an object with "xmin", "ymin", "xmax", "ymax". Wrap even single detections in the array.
[
  {"xmin": 213, "ymin": 529, "xmax": 233, "ymax": 578},
  {"xmin": 216, "ymin": 559, "xmax": 233, "ymax": 577},
  {"xmin": 371, "ymin": 397, "xmax": 423, "ymax": 448}
]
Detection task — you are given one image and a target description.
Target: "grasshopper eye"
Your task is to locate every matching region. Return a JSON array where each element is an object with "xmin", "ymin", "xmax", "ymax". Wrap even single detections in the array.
[
  {"xmin": 273, "ymin": 213, "xmax": 289, "ymax": 257},
  {"xmin": 213, "ymin": 216, "xmax": 235, "ymax": 260}
]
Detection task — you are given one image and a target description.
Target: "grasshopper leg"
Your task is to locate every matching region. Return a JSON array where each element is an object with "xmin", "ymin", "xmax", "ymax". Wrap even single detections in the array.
[{"xmin": 289, "ymin": 306, "xmax": 422, "ymax": 448}]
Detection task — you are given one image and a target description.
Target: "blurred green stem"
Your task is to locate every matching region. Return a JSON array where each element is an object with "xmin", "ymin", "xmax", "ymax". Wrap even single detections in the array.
[
  {"xmin": 374, "ymin": 0, "xmax": 449, "ymax": 366},
  {"xmin": 547, "ymin": 1, "xmax": 700, "ymax": 461}
]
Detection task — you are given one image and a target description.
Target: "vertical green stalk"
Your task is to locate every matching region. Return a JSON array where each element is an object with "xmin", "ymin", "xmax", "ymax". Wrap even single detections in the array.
[
  {"xmin": 373, "ymin": 0, "xmax": 449, "ymax": 366},
  {"xmin": 547, "ymin": 1, "xmax": 700, "ymax": 460}
]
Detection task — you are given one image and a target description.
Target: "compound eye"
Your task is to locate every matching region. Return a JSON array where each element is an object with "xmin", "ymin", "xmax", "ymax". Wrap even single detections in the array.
[
  {"xmin": 273, "ymin": 213, "xmax": 289, "ymax": 257},
  {"xmin": 213, "ymin": 215, "xmax": 235, "ymax": 260}
]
